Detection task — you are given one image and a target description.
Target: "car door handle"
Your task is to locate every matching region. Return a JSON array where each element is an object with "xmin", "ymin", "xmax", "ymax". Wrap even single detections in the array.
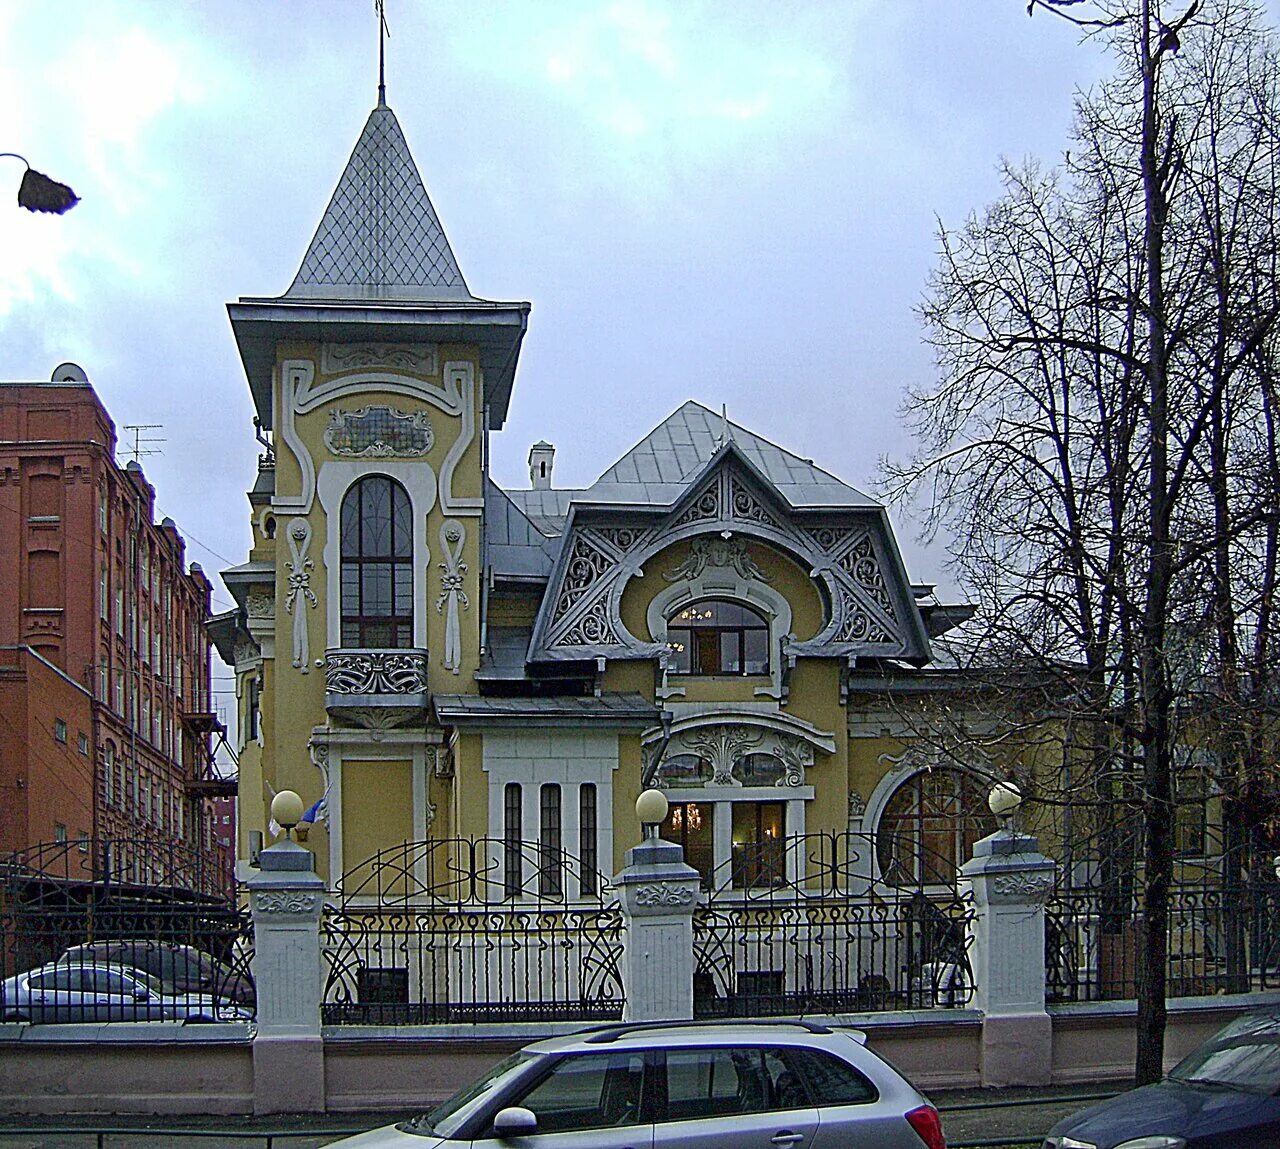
[{"xmin": 772, "ymin": 1134, "xmax": 805, "ymax": 1146}]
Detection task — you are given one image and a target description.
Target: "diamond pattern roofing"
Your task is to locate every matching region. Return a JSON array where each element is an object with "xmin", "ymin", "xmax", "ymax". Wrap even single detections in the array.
[
  {"xmin": 579, "ymin": 400, "xmax": 878, "ymax": 509},
  {"xmin": 285, "ymin": 104, "xmax": 474, "ymax": 303}
]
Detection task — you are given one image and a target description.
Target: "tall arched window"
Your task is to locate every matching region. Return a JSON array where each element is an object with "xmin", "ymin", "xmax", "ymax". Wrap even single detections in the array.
[
  {"xmin": 666, "ymin": 599, "xmax": 769, "ymax": 676},
  {"xmin": 876, "ymin": 769, "xmax": 997, "ymax": 886},
  {"xmin": 340, "ymin": 476, "xmax": 413, "ymax": 647}
]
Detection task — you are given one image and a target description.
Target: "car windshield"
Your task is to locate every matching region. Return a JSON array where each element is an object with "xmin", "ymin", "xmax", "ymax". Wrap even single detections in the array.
[
  {"xmin": 402, "ymin": 1052, "xmax": 537, "ymax": 1138},
  {"xmin": 1169, "ymin": 1016, "xmax": 1280, "ymax": 1095}
]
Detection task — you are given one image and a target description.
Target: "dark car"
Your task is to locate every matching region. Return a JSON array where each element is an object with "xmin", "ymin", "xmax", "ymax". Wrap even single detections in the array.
[
  {"xmin": 1045, "ymin": 1009, "xmax": 1280, "ymax": 1149},
  {"xmin": 58, "ymin": 942, "xmax": 254, "ymax": 1006}
]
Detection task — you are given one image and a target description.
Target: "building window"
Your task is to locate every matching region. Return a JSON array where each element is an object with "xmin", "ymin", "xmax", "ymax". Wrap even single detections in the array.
[
  {"xmin": 340, "ymin": 475, "xmax": 414, "ymax": 648},
  {"xmin": 579, "ymin": 783, "xmax": 598, "ymax": 896},
  {"xmin": 731, "ymin": 801, "xmax": 786, "ymax": 889},
  {"xmin": 503, "ymin": 782, "xmax": 522, "ymax": 897},
  {"xmin": 661, "ymin": 802, "xmax": 715, "ymax": 888},
  {"xmin": 77, "ymin": 831, "xmax": 89, "ymax": 853},
  {"xmin": 104, "ymin": 743, "xmax": 115, "ymax": 807},
  {"xmin": 114, "ymin": 675, "xmax": 125, "ymax": 717},
  {"xmin": 99, "ymin": 489, "xmax": 108, "ymax": 534},
  {"xmin": 667, "ymin": 600, "xmax": 769, "ymax": 676},
  {"xmin": 53, "ymin": 718, "xmax": 67, "ymax": 743},
  {"xmin": 77, "ymin": 732, "xmax": 88, "ymax": 755},
  {"xmin": 539, "ymin": 783, "xmax": 563, "ymax": 897},
  {"xmin": 115, "ymin": 585, "xmax": 124, "ymax": 636},
  {"xmin": 100, "ymin": 567, "xmax": 109, "ymax": 621},
  {"xmin": 54, "ymin": 823, "xmax": 67, "ymax": 844},
  {"xmin": 877, "ymin": 769, "xmax": 997, "ymax": 887}
]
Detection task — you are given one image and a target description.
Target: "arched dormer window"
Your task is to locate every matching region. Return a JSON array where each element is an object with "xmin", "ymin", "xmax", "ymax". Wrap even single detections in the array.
[
  {"xmin": 340, "ymin": 476, "xmax": 413, "ymax": 648},
  {"xmin": 876, "ymin": 768, "xmax": 997, "ymax": 886},
  {"xmin": 667, "ymin": 599, "xmax": 769, "ymax": 676}
]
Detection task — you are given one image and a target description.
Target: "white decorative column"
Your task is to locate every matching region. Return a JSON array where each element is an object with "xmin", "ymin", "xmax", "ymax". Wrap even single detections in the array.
[
  {"xmin": 614, "ymin": 836, "xmax": 702, "ymax": 1023},
  {"xmin": 248, "ymin": 838, "xmax": 326, "ymax": 1115},
  {"xmin": 959, "ymin": 829, "xmax": 1057, "ymax": 1087}
]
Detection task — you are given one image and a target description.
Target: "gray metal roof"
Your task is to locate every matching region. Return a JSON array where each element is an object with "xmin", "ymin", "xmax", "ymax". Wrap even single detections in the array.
[
  {"xmin": 284, "ymin": 104, "xmax": 473, "ymax": 303},
  {"xmin": 578, "ymin": 401, "xmax": 878, "ymax": 510},
  {"xmin": 484, "ymin": 480, "xmax": 558, "ymax": 579},
  {"xmin": 503, "ymin": 488, "xmax": 580, "ymax": 537},
  {"xmin": 432, "ymin": 692, "xmax": 659, "ymax": 726}
]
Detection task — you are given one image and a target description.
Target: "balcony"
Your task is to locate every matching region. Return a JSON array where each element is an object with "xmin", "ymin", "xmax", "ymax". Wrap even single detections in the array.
[{"xmin": 324, "ymin": 648, "xmax": 429, "ymax": 725}]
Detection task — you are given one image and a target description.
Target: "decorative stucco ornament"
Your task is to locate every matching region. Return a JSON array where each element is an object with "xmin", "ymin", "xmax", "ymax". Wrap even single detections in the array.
[
  {"xmin": 325, "ymin": 650, "xmax": 429, "ymax": 695},
  {"xmin": 254, "ymin": 891, "xmax": 319, "ymax": 914},
  {"xmin": 686, "ymin": 725, "xmax": 763, "ymax": 787},
  {"xmin": 436, "ymin": 520, "xmax": 469, "ymax": 674},
  {"xmin": 284, "ymin": 520, "xmax": 317, "ymax": 672},
  {"xmin": 323, "ymin": 405, "xmax": 435, "ymax": 458},
  {"xmin": 246, "ymin": 589, "xmax": 274, "ymax": 619},
  {"xmin": 662, "ymin": 536, "xmax": 772, "ymax": 584},
  {"xmin": 634, "ymin": 884, "xmax": 696, "ymax": 907}
]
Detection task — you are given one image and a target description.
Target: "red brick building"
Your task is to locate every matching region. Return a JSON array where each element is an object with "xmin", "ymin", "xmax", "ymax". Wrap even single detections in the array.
[{"xmin": 0, "ymin": 366, "xmax": 224, "ymax": 864}]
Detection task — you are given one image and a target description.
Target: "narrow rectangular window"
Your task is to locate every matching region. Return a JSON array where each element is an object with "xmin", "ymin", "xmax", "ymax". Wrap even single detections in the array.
[
  {"xmin": 54, "ymin": 823, "xmax": 67, "ymax": 844},
  {"xmin": 503, "ymin": 783, "xmax": 522, "ymax": 898},
  {"xmin": 100, "ymin": 568, "xmax": 108, "ymax": 621},
  {"xmin": 53, "ymin": 718, "xmax": 67, "ymax": 743},
  {"xmin": 539, "ymin": 783, "xmax": 563, "ymax": 897},
  {"xmin": 579, "ymin": 783, "xmax": 598, "ymax": 896}
]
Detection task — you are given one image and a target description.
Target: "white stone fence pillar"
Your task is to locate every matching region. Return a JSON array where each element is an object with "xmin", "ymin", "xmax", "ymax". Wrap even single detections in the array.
[
  {"xmin": 958, "ymin": 829, "xmax": 1057, "ymax": 1087},
  {"xmin": 247, "ymin": 838, "xmax": 326, "ymax": 1115},
  {"xmin": 614, "ymin": 836, "xmax": 702, "ymax": 1022}
]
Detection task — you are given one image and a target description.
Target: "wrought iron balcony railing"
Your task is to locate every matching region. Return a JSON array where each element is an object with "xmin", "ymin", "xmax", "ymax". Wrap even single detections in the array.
[{"xmin": 323, "ymin": 648, "xmax": 429, "ymax": 722}]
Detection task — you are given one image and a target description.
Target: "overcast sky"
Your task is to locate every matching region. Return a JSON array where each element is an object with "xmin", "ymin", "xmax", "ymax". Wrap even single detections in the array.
[{"xmin": 4, "ymin": 1, "xmax": 1275, "ymax": 713}]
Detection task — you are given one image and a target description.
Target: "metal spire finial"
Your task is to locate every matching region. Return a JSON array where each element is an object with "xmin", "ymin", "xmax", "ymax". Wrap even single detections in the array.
[{"xmin": 375, "ymin": 0, "xmax": 390, "ymax": 106}]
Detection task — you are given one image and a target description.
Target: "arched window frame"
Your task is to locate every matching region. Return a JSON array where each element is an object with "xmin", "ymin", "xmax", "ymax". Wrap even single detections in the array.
[
  {"xmin": 873, "ymin": 766, "xmax": 998, "ymax": 888},
  {"xmin": 647, "ymin": 570, "xmax": 793, "ymax": 700},
  {"xmin": 339, "ymin": 475, "xmax": 414, "ymax": 648},
  {"xmin": 664, "ymin": 598, "xmax": 771, "ymax": 677}
]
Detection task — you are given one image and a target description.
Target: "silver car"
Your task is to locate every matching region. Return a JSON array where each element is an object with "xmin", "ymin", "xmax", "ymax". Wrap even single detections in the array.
[
  {"xmin": 329, "ymin": 1020, "xmax": 947, "ymax": 1148},
  {"xmin": 0, "ymin": 961, "xmax": 251, "ymax": 1023}
]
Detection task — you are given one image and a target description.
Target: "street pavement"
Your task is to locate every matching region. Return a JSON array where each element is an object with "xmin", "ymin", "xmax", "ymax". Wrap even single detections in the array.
[{"xmin": 0, "ymin": 1086, "xmax": 1123, "ymax": 1147}]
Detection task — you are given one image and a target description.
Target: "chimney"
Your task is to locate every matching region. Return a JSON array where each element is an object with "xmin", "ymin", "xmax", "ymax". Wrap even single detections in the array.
[{"xmin": 528, "ymin": 441, "xmax": 555, "ymax": 490}]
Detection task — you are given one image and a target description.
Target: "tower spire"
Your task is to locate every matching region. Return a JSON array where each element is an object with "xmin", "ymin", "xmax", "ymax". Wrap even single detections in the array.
[{"xmin": 376, "ymin": 0, "xmax": 389, "ymax": 106}]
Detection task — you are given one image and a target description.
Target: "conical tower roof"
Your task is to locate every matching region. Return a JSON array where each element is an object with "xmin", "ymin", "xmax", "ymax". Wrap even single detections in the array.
[{"xmin": 284, "ymin": 103, "xmax": 474, "ymax": 303}]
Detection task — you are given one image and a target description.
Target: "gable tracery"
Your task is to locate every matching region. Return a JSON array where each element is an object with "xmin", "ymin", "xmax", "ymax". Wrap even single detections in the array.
[{"xmin": 528, "ymin": 458, "xmax": 928, "ymax": 666}]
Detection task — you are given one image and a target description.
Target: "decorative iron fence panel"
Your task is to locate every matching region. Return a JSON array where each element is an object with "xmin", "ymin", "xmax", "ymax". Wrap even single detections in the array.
[
  {"xmin": 1046, "ymin": 871, "xmax": 1280, "ymax": 1002},
  {"xmin": 0, "ymin": 838, "xmax": 254, "ymax": 1023},
  {"xmin": 321, "ymin": 838, "xmax": 624, "ymax": 1024},
  {"xmin": 692, "ymin": 831, "xmax": 976, "ymax": 1017}
]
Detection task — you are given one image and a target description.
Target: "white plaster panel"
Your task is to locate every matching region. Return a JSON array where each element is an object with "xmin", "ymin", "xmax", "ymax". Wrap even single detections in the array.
[{"xmin": 316, "ymin": 460, "xmax": 438, "ymax": 649}]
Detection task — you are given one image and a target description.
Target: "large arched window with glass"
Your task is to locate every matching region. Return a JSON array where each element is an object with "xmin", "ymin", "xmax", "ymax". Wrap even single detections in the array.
[
  {"xmin": 876, "ymin": 769, "xmax": 997, "ymax": 886},
  {"xmin": 666, "ymin": 599, "xmax": 769, "ymax": 676},
  {"xmin": 340, "ymin": 476, "xmax": 413, "ymax": 647}
]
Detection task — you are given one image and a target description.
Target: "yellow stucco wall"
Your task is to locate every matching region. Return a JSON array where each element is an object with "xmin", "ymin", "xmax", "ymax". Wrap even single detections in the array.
[{"xmin": 342, "ymin": 758, "xmax": 413, "ymax": 879}]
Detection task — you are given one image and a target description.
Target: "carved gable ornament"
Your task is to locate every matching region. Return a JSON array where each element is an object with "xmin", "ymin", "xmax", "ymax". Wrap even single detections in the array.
[
  {"xmin": 527, "ymin": 456, "xmax": 927, "ymax": 666},
  {"xmin": 324, "ymin": 405, "xmax": 435, "ymax": 458}
]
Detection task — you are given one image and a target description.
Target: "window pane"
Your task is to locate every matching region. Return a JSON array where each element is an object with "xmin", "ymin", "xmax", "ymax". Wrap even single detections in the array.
[
  {"xmin": 660, "ymin": 803, "xmax": 714, "ymax": 888},
  {"xmin": 743, "ymin": 627, "xmax": 768, "ymax": 674},
  {"xmin": 504, "ymin": 783, "xmax": 522, "ymax": 897},
  {"xmin": 394, "ymin": 566, "xmax": 413, "ymax": 614},
  {"xmin": 579, "ymin": 784, "xmax": 597, "ymax": 897},
  {"xmin": 515, "ymin": 1053, "xmax": 644, "ymax": 1134},
  {"xmin": 340, "ymin": 487, "xmax": 362, "ymax": 556},
  {"xmin": 696, "ymin": 631, "xmax": 720, "ymax": 674},
  {"xmin": 783, "ymin": 1048, "xmax": 877, "ymax": 1105},
  {"xmin": 540, "ymin": 784, "xmax": 563, "ymax": 897},
  {"xmin": 362, "ymin": 479, "xmax": 391, "ymax": 555},
  {"xmin": 665, "ymin": 1048, "xmax": 771, "ymax": 1121},
  {"xmin": 720, "ymin": 631, "xmax": 741, "ymax": 674},
  {"xmin": 363, "ymin": 564, "xmax": 392, "ymax": 614},
  {"xmin": 732, "ymin": 803, "xmax": 786, "ymax": 889},
  {"xmin": 667, "ymin": 630, "xmax": 692, "ymax": 673},
  {"xmin": 391, "ymin": 485, "xmax": 412, "ymax": 556}
]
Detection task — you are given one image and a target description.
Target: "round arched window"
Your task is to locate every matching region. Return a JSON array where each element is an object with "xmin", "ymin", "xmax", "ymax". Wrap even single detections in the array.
[
  {"xmin": 666, "ymin": 599, "xmax": 769, "ymax": 676},
  {"xmin": 340, "ymin": 475, "xmax": 413, "ymax": 648},
  {"xmin": 876, "ymin": 769, "xmax": 997, "ymax": 886}
]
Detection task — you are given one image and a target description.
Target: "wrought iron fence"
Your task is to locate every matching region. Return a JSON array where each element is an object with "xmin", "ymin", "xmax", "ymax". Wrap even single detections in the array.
[
  {"xmin": 692, "ymin": 831, "xmax": 976, "ymax": 1017},
  {"xmin": 321, "ymin": 837, "xmax": 624, "ymax": 1024},
  {"xmin": 0, "ymin": 838, "xmax": 254, "ymax": 1024},
  {"xmin": 1045, "ymin": 869, "xmax": 1280, "ymax": 1002}
]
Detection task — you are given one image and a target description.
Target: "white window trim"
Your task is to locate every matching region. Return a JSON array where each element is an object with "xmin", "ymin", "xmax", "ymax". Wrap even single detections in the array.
[{"xmin": 647, "ymin": 571, "xmax": 792, "ymax": 700}]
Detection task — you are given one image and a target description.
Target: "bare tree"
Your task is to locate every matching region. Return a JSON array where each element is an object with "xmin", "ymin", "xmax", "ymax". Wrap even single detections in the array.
[{"xmin": 886, "ymin": 0, "xmax": 1280, "ymax": 1082}]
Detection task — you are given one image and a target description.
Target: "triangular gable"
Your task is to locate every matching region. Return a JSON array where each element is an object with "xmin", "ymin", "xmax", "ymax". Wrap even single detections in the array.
[
  {"xmin": 528, "ymin": 449, "xmax": 930, "ymax": 666},
  {"xmin": 284, "ymin": 105, "xmax": 473, "ymax": 303}
]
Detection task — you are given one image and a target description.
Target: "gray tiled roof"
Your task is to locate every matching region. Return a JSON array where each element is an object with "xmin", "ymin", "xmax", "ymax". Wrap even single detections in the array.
[
  {"xmin": 433, "ymin": 692, "xmax": 659, "ymax": 725},
  {"xmin": 285, "ymin": 104, "xmax": 474, "ymax": 303},
  {"xmin": 504, "ymin": 488, "xmax": 580, "ymax": 537},
  {"xmin": 579, "ymin": 400, "xmax": 878, "ymax": 509},
  {"xmin": 484, "ymin": 480, "xmax": 558, "ymax": 578}
]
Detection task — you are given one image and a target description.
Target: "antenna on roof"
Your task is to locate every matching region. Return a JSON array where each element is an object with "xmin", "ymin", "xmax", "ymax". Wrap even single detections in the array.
[
  {"xmin": 716, "ymin": 404, "xmax": 733, "ymax": 450},
  {"xmin": 122, "ymin": 424, "xmax": 165, "ymax": 464},
  {"xmin": 375, "ymin": 0, "xmax": 390, "ymax": 106}
]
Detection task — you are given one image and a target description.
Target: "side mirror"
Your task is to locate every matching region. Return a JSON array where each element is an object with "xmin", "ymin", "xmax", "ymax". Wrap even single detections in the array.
[{"xmin": 491, "ymin": 1106, "xmax": 538, "ymax": 1138}]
